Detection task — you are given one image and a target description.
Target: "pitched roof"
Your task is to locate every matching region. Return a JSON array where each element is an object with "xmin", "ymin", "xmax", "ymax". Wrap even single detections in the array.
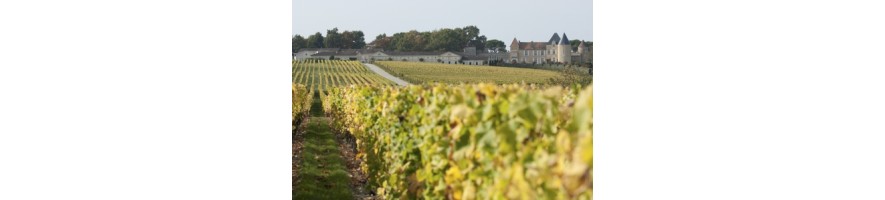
[
  {"xmin": 454, "ymin": 52, "xmax": 487, "ymax": 60},
  {"xmin": 312, "ymin": 52, "xmax": 338, "ymax": 56},
  {"xmin": 336, "ymin": 49, "xmax": 359, "ymax": 56},
  {"xmin": 310, "ymin": 49, "xmax": 359, "ymax": 56},
  {"xmin": 518, "ymin": 41, "xmax": 547, "ymax": 50},
  {"xmin": 560, "ymin": 33, "xmax": 570, "ymax": 45},
  {"xmin": 356, "ymin": 49, "xmax": 382, "ymax": 54},
  {"xmin": 383, "ymin": 51, "xmax": 447, "ymax": 56},
  {"xmin": 548, "ymin": 33, "xmax": 561, "ymax": 45},
  {"xmin": 296, "ymin": 48, "xmax": 339, "ymax": 54}
]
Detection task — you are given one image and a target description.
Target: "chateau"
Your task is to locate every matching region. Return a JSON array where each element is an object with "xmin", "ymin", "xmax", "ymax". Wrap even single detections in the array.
[
  {"xmin": 293, "ymin": 32, "xmax": 591, "ymax": 65},
  {"xmin": 509, "ymin": 33, "xmax": 592, "ymax": 64}
]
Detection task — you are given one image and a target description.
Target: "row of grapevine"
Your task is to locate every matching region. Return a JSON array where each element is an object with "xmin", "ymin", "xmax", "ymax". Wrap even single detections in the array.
[
  {"xmin": 323, "ymin": 84, "xmax": 592, "ymax": 199},
  {"xmin": 374, "ymin": 61, "xmax": 561, "ymax": 84},
  {"xmin": 293, "ymin": 60, "xmax": 394, "ymax": 91},
  {"xmin": 292, "ymin": 83, "xmax": 313, "ymax": 126}
]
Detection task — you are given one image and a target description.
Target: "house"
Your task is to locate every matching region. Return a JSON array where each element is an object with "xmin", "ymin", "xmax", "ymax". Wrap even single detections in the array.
[
  {"xmin": 296, "ymin": 46, "xmax": 511, "ymax": 66},
  {"xmin": 304, "ymin": 49, "xmax": 465, "ymax": 64},
  {"xmin": 509, "ymin": 33, "xmax": 592, "ymax": 64},
  {"xmin": 293, "ymin": 48, "xmax": 339, "ymax": 60}
]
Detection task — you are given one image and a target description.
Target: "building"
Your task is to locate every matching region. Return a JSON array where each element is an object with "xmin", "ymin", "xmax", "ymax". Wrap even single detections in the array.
[
  {"xmin": 509, "ymin": 33, "xmax": 592, "ymax": 64},
  {"xmin": 293, "ymin": 48, "xmax": 338, "ymax": 60},
  {"xmin": 295, "ymin": 47, "xmax": 505, "ymax": 65},
  {"xmin": 295, "ymin": 33, "xmax": 593, "ymax": 66},
  {"xmin": 458, "ymin": 47, "xmax": 508, "ymax": 65},
  {"xmin": 362, "ymin": 51, "xmax": 463, "ymax": 63}
]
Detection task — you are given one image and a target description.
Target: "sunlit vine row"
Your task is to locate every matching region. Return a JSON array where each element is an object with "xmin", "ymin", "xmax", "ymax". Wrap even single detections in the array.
[
  {"xmin": 323, "ymin": 83, "xmax": 592, "ymax": 199},
  {"xmin": 374, "ymin": 61, "xmax": 561, "ymax": 84},
  {"xmin": 293, "ymin": 60, "xmax": 394, "ymax": 91}
]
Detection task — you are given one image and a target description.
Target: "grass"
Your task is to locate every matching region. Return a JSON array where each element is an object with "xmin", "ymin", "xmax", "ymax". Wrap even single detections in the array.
[
  {"xmin": 309, "ymin": 92, "xmax": 323, "ymax": 117},
  {"xmin": 294, "ymin": 98, "xmax": 353, "ymax": 199},
  {"xmin": 374, "ymin": 61, "xmax": 561, "ymax": 84},
  {"xmin": 292, "ymin": 117, "xmax": 353, "ymax": 199}
]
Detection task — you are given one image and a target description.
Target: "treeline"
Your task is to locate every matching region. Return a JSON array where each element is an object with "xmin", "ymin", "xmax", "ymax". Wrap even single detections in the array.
[
  {"xmin": 370, "ymin": 26, "xmax": 508, "ymax": 53},
  {"xmin": 292, "ymin": 28, "xmax": 366, "ymax": 53},
  {"xmin": 293, "ymin": 26, "xmax": 590, "ymax": 54}
]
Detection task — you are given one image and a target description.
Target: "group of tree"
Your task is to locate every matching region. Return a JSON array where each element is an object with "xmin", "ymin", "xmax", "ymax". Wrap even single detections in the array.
[
  {"xmin": 369, "ymin": 26, "xmax": 506, "ymax": 53},
  {"xmin": 292, "ymin": 28, "xmax": 366, "ymax": 53},
  {"xmin": 570, "ymin": 40, "xmax": 593, "ymax": 52}
]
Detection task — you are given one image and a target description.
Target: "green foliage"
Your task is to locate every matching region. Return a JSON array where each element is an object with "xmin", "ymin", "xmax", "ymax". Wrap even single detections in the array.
[
  {"xmin": 486, "ymin": 39, "xmax": 507, "ymax": 53},
  {"xmin": 292, "ymin": 84, "xmax": 313, "ymax": 123},
  {"xmin": 301, "ymin": 28, "xmax": 367, "ymax": 49},
  {"xmin": 371, "ymin": 26, "xmax": 491, "ymax": 52},
  {"xmin": 324, "ymin": 28, "xmax": 341, "ymax": 49},
  {"xmin": 341, "ymin": 30, "xmax": 366, "ymax": 49},
  {"xmin": 306, "ymin": 32, "xmax": 324, "ymax": 48},
  {"xmin": 570, "ymin": 40, "xmax": 592, "ymax": 52},
  {"xmin": 292, "ymin": 35, "xmax": 306, "ymax": 53},
  {"xmin": 323, "ymin": 84, "xmax": 593, "ymax": 199},
  {"xmin": 547, "ymin": 65, "xmax": 593, "ymax": 87}
]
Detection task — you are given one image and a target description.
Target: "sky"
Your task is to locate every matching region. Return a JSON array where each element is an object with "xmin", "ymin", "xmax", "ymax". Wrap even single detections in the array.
[{"xmin": 293, "ymin": 0, "xmax": 592, "ymax": 48}]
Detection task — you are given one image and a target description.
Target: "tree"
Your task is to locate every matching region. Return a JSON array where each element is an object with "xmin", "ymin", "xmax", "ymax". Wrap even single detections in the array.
[
  {"xmin": 470, "ymin": 35, "xmax": 487, "ymax": 51},
  {"xmin": 292, "ymin": 35, "xmax": 306, "ymax": 53},
  {"xmin": 367, "ymin": 26, "xmax": 488, "ymax": 51},
  {"xmin": 341, "ymin": 31, "xmax": 354, "ymax": 49},
  {"xmin": 306, "ymin": 32, "xmax": 324, "ymax": 48},
  {"xmin": 351, "ymin": 30, "xmax": 366, "ymax": 49},
  {"xmin": 324, "ymin": 28, "xmax": 341, "ymax": 48},
  {"xmin": 461, "ymin": 26, "xmax": 479, "ymax": 45},
  {"xmin": 394, "ymin": 30, "xmax": 426, "ymax": 51},
  {"xmin": 570, "ymin": 40, "xmax": 591, "ymax": 52},
  {"xmin": 428, "ymin": 28, "xmax": 462, "ymax": 52},
  {"xmin": 460, "ymin": 26, "xmax": 488, "ymax": 51},
  {"xmin": 486, "ymin": 39, "xmax": 507, "ymax": 53},
  {"xmin": 371, "ymin": 34, "xmax": 392, "ymax": 50}
]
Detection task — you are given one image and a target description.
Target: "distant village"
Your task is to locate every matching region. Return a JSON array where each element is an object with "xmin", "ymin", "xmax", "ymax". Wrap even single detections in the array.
[{"xmin": 294, "ymin": 32, "xmax": 592, "ymax": 66}]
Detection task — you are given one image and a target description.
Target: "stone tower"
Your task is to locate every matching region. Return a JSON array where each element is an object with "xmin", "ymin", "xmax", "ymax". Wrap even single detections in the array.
[
  {"xmin": 509, "ymin": 38, "xmax": 520, "ymax": 62},
  {"xmin": 577, "ymin": 41, "xmax": 585, "ymax": 54},
  {"xmin": 547, "ymin": 33, "xmax": 561, "ymax": 62},
  {"xmin": 577, "ymin": 41, "xmax": 587, "ymax": 63},
  {"xmin": 557, "ymin": 33, "xmax": 571, "ymax": 63}
]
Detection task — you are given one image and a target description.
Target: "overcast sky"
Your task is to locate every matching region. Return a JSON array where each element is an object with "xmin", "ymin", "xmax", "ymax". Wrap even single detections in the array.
[{"xmin": 293, "ymin": 0, "xmax": 592, "ymax": 48}]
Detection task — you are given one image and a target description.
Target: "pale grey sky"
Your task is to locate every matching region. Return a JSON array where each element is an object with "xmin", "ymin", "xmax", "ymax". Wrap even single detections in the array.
[{"xmin": 293, "ymin": 0, "xmax": 592, "ymax": 48}]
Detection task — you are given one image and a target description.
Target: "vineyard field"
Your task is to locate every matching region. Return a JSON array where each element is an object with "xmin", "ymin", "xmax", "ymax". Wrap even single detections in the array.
[
  {"xmin": 374, "ymin": 61, "xmax": 561, "ymax": 84},
  {"xmin": 294, "ymin": 61, "xmax": 592, "ymax": 199},
  {"xmin": 323, "ymin": 84, "xmax": 593, "ymax": 199},
  {"xmin": 292, "ymin": 60, "xmax": 395, "ymax": 91}
]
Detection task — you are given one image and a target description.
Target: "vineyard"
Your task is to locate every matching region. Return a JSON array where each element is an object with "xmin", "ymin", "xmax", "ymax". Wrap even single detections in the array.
[
  {"xmin": 374, "ymin": 61, "xmax": 561, "ymax": 84},
  {"xmin": 293, "ymin": 59, "xmax": 592, "ymax": 199},
  {"xmin": 322, "ymin": 84, "xmax": 592, "ymax": 199},
  {"xmin": 292, "ymin": 60, "xmax": 395, "ymax": 91}
]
